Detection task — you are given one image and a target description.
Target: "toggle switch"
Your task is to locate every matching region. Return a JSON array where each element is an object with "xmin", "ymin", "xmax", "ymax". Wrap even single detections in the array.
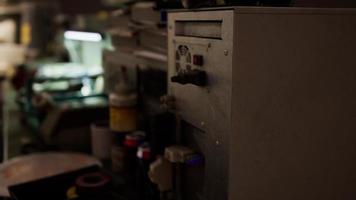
[{"xmin": 171, "ymin": 69, "xmax": 207, "ymax": 86}]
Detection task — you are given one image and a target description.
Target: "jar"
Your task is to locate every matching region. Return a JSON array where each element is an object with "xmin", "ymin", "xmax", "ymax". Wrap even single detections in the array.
[
  {"xmin": 109, "ymin": 92, "xmax": 138, "ymax": 132},
  {"xmin": 90, "ymin": 121, "xmax": 112, "ymax": 160}
]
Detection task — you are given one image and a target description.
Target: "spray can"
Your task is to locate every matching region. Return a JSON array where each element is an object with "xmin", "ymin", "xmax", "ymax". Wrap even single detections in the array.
[
  {"xmin": 123, "ymin": 131, "xmax": 146, "ymax": 174},
  {"xmin": 136, "ymin": 143, "xmax": 159, "ymax": 200}
]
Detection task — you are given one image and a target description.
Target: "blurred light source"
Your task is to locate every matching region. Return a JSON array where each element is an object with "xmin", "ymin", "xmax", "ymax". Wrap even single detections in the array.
[{"xmin": 64, "ymin": 31, "xmax": 102, "ymax": 42}]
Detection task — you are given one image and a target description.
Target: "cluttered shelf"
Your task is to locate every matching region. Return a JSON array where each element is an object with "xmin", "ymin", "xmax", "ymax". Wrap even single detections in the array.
[{"xmin": 1, "ymin": 0, "xmax": 175, "ymax": 199}]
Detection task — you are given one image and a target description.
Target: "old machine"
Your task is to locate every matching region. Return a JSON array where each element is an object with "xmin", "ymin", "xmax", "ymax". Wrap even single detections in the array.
[{"xmin": 165, "ymin": 7, "xmax": 356, "ymax": 200}]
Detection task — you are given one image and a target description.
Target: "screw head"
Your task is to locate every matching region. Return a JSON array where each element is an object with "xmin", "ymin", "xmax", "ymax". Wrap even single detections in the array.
[{"xmin": 224, "ymin": 50, "xmax": 229, "ymax": 56}]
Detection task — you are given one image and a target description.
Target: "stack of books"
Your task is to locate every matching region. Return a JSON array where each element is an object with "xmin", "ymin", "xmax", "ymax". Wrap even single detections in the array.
[
  {"xmin": 140, "ymin": 27, "xmax": 167, "ymax": 54},
  {"xmin": 107, "ymin": 10, "xmax": 139, "ymax": 52},
  {"xmin": 130, "ymin": 1, "xmax": 168, "ymax": 70},
  {"xmin": 131, "ymin": 2, "xmax": 163, "ymax": 26},
  {"xmin": 104, "ymin": 2, "xmax": 169, "ymax": 112}
]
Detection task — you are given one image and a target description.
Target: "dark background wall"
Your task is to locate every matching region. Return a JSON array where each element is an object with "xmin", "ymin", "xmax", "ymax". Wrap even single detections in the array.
[
  {"xmin": 25, "ymin": 0, "xmax": 356, "ymax": 14},
  {"xmin": 294, "ymin": 0, "xmax": 356, "ymax": 7},
  {"xmin": 58, "ymin": 0, "xmax": 104, "ymax": 14},
  {"xmin": 23, "ymin": 0, "xmax": 104, "ymax": 14}
]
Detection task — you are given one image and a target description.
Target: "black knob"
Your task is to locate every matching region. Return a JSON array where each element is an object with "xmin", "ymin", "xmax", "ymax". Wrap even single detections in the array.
[{"xmin": 171, "ymin": 69, "xmax": 207, "ymax": 86}]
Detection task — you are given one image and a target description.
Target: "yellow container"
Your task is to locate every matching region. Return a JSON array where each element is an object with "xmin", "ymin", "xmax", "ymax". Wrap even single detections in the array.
[{"xmin": 109, "ymin": 93, "xmax": 138, "ymax": 132}]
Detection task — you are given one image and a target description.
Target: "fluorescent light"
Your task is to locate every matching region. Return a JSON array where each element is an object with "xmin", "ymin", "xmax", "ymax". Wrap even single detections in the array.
[{"xmin": 64, "ymin": 31, "xmax": 102, "ymax": 42}]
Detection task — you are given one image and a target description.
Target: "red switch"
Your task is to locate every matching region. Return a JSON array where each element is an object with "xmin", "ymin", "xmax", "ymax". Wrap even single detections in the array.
[{"xmin": 193, "ymin": 55, "xmax": 204, "ymax": 66}]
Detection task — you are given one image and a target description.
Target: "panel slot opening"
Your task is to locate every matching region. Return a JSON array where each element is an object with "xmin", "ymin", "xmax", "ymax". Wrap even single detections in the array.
[{"xmin": 175, "ymin": 20, "xmax": 222, "ymax": 40}]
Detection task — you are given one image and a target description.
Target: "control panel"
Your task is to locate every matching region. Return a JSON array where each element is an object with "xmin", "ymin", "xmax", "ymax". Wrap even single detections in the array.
[
  {"xmin": 171, "ymin": 45, "xmax": 207, "ymax": 86},
  {"xmin": 168, "ymin": 10, "xmax": 233, "ymax": 133}
]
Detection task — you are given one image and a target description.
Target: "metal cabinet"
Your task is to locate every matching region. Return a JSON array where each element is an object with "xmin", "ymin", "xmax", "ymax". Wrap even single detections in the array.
[{"xmin": 168, "ymin": 7, "xmax": 356, "ymax": 200}]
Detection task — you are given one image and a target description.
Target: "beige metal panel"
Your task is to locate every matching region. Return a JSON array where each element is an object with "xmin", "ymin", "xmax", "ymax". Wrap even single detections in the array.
[
  {"xmin": 168, "ymin": 10, "xmax": 234, "ymax": 200},
  {"xmin": 232, "ymin": 6, "xmax": 356, "ymax": 14},
  {"xmin": 168, "ymin": 10, "xmax": 234, "ymax": 134},
  {"xmin": 230, "ymin": 10, "xmax": 356, "ymax": 200},
  {"xmin": 169, "ymin": 6, "xmax": 356, "ymax": 15}
]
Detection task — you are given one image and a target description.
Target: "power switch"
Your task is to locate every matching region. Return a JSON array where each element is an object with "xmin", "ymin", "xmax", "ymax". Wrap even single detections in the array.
[
  {"xmin": 171, "ymin": 69, "xmax": 207, "ymax": 86},
  {"xmin": 193, "ymin": 55, "xmax": 204, "ymax": 66}
]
